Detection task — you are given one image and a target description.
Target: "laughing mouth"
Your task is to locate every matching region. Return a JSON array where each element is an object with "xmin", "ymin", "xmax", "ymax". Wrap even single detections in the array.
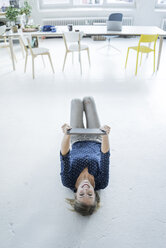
[{"xmin": 82, "ymin": 184, "xmax": 90, "ymax": 188}]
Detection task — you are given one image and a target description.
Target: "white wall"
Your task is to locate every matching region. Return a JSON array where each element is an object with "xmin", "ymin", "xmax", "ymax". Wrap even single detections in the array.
[{"xmin": 30, "ymin": 0, "xmax": 166, "ymax": 28}]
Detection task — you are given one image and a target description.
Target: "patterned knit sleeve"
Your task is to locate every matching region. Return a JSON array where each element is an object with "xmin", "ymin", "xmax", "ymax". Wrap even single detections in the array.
[
  {"xmin": 95, "ymin": 150, "xmax": 110, "ymax": 190},
  {"xmin": 60, "ymin": 151, "xmax": 72, "ymax": 189}
]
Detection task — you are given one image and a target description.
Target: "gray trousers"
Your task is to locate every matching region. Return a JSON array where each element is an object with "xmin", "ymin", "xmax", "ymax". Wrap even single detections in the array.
[{"xmin": 70, "ymin": 96, "xmax": 102, "ymax": 144}]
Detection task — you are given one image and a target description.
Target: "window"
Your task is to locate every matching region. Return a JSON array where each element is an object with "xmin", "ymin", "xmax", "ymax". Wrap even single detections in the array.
[
  {"xmin": 156, "ymin": 0, "xmax": 166, "ymax": 8},
  {"xmin": 42, "ymin": 0, "xmax": 69, "ymax": 3},
  {"xmin": 0, "ymin": 0, "xmax": 10, "ymax": 8},
  {"xmin": 106, "ymin": 0, "xmax": 134, "ymax": 6},
  {"xmin": 106, "ymin": 0, "xmax": 133, "ymax": 2},
  {"xmin": 157, "ymin": 0, "xmax": 166, "ymax": 3},
  {"xmin": 39, "ymin": 0, "xmax": 135, "ymax": 9},
  {"xmin": 73, "ymin": 0, "xmax": 103, "ymax": 5},
  {"xmin": 40, "ymin": 0, "xmax": 70, "ymax": 8}
]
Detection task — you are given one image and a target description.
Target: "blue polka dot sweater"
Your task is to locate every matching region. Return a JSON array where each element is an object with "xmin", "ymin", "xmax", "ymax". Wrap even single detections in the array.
[{"xmin": 60, "ymin": 141, "xmax": 110, "ymax": 192}]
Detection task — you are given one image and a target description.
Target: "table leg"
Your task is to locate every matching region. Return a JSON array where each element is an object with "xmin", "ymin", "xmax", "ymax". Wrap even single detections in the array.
[
  {"xmin": 9, "ymin": 36, "xmax": 15, "ymax": 70},
  {"xmin": 157, "ymin": 36, "xmax": 163, "ymax": 71}
]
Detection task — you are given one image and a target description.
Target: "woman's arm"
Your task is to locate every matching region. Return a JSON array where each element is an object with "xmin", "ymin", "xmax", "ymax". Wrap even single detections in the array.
[
  {"xmin": 61, "ymin": 123, "xmax": 71, "ymax": 155},
  {"xmin": 100, "ymin": 125, "xmax": 111, "ymax": 153}
]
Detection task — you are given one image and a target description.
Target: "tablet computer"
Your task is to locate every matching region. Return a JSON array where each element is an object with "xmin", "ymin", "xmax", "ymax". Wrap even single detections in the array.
[{"xmin": 67, "ymin": 128, "xmax": 106, "ymax": 135}]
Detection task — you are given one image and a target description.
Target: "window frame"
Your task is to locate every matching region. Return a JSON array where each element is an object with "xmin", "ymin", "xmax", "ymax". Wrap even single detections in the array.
[{"xmin": 39, "ymin": 0, "xmax": 136, "ymax": 9}]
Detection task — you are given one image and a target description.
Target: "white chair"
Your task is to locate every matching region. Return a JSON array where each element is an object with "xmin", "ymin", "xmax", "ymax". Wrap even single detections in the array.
[
  {"xmin": 0, "ymin": 25, "xmax": 17, "ymax": 62},
  {"xmin": 19, "ymin": 35, "xmax": 54, "ymax": 79},
  {"xmin": 0, "ymin": 25, "xmax": 8, "ymax": 48},
  {"xmin": 62, "ymin": 31, "xmax": 90, "ymax": 74}
]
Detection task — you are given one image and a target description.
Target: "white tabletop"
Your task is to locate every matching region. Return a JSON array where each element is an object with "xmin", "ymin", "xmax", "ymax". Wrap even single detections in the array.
[
  {"xmin": 74, "ymin": 25, "xmax": 166, "ymax": 36},
  {"xmin": 5, "ymin": 25, "xmax": 166, "ymax": 37}
]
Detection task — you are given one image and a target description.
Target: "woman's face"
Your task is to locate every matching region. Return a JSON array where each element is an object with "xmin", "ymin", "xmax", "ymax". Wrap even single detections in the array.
[{"xmin": 76, "ymin": 180, "xmax": 95, "ymax": 206}]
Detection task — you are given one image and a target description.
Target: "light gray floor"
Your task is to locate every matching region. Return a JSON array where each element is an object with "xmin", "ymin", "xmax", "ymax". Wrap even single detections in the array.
[{"xmin": 0, "ymin": 37, "xmax": 166, "ymax": 248}]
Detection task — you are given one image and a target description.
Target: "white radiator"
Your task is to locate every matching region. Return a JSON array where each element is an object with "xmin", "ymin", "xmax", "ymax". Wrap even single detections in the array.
[
  {"xmin": 161, "ymin": 18, "xmax": 166, "ymax": 31},
  {"xmin": 122, "ymin": 17, "xmax": 133, "ymax": 26},
  {"xmin": 42, "ymin": 16, "xmax": 133, "ymax": 26}
]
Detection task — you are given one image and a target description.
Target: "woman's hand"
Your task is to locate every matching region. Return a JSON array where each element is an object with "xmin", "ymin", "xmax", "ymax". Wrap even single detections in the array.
[
  {"xmin": 100, "ymin": 125, "xmax": 111, "ymax": 135},
  {"xmin": 61, "ymin": 123, "xmax": 72, "ymax": 134},
  {"xmin": 61, "ymin": 123, "xmax": 71, "ymax": 155},
  {"xmin": 100, "ymin": 125, "xmax": 110, "ymax": 153}
]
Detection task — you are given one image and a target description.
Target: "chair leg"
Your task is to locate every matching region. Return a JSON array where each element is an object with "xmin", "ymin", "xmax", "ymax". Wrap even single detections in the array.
[
  {"xmin": 62, "ymin": 51, "xmax": 68, "ymax": 71},
  {"xmin": 140, "ymin": 52, "xmax": 142, "ymax": 66},
  {"xmin": 24, "ymin": 53, "xmax": 28, "ymax": 73},
  {"xmin": 7, "ymin": 47, "xmax": 17, "ymax": 62},
  {"xmin": 87, "ymin": 48, "xmax": 91, "ymax": 66},
  {"xmin": 41, "ymin": 55, "xmax": 45, "ymax": 67},
  {"xmin": 72, "ymin": 52, "xmax": 74, "ymax": 64},
  {"xmin": 79, "ymin": 51, "xmax": 82, "ymax": 75},
  {"xmin": 20, "ymin": 42, "xmax": 24, "ymax": 58},
  {"xmin": 13, "ymin": 52, "xmax": 17, "ymax": 63},
  {"xmin": 109, "ymin": 44, "xmax": 121, "ymax": 53},
  {"xmin": 146, "ymin": 42, "xmax": 151, "ymax": 58},
  {"xmin": 48, "ymin": 53, "xmax": 55, "ymax": 73},
  {"xmin": 125, "ymin": 48, "xmax": 130, "ymax": 69},
  {"xmin": 32, "ymin": 57, "xmax": 35, "ymax": 79},
  {"xmin": 153, "ymin": 51, "xmax": 155, "ymax": 73},
  {"xmin": 135, "ymin": 51, "xmax": 139, "ymax": 76},
  {"xmin": 8, "ymin": 36, "xmax": 15, "ymax": 70}
]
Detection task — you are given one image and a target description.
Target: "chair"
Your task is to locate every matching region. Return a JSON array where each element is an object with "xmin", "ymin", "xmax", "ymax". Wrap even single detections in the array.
[
  {"xmin": 19, "ymin": 35, "xmax": 54, "ymax": 79},
  {"xmin": 107, "ymin": 13, "xmax": 123, "ymax": 31},
  {"xmin": 62, "ymin": 31, "xmax": 90, "ymax": 74},
  {"xmin": 125, "ymin": 34, "xmax": 159, "ymax": 75},
  {"xmin": 0, "ymin": 25, "xmax": 8, "ymax": 48},
  {"xmin": 0, "ymin": 25, "xmax": 17, "ymax": 62},
  {"xmin": 99, "ymin": 13, "xmax": 123, "ymax": 53}
]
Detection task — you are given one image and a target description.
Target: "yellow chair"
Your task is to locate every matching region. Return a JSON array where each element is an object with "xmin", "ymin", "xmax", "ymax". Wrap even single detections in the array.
[{"xmin": 125, "ymin": 34, "xmax": 159, "ymax": 75}]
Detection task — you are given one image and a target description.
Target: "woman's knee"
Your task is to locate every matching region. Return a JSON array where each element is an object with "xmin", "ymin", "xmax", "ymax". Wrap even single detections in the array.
[
  {"xmin": 71, "ymin": 99, "xmax": 84, "ymax": 114},
  {"xmin": 83, "ymin": 96, "xmax": 95, "ymax": 105},
  {"xmin": 71, "ymin": 98, "xmax": 83, "ymax": 106}
]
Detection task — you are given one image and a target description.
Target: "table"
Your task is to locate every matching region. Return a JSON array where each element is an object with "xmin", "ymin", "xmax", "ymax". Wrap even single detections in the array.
[
  {"xmin": 78, "ymin": 25, "xmax": 166, "ymax": 71},
  {"xmin": 6, "ymin": 25, "xmax": 166, "ymax": 71}
]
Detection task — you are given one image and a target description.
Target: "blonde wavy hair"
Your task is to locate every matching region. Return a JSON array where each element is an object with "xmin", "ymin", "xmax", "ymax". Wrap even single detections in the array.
[{"xmin": 66, "ymin": 191, "xmax": 100, "ymax": 216}]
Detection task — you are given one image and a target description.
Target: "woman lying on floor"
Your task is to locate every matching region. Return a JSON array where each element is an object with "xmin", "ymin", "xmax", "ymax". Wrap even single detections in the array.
[{"xmin": 60, "ymin": 96, "xmax": 111, "ymax": 216}]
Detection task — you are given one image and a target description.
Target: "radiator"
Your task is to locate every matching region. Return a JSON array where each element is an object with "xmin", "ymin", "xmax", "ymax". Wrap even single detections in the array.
[
  {"xmin": 42, "ymin": 16, "xmax": 133, "ymax": 26},
  {"xmin": 161, "ymin": 18, "xmax": 166, "ymax": 31},
  {"xmin": 122, "ymin": 17, "xmax": 133, "ymax": 26}
]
